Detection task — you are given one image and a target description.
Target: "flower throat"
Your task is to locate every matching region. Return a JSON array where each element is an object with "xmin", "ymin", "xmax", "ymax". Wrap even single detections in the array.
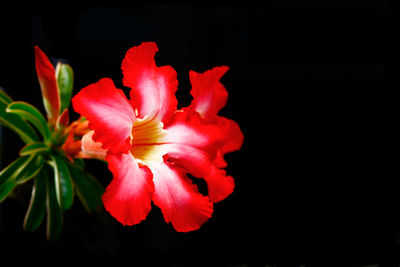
[{"xmin": 130, "ymin": 115, "xmax": 167, "ymax": 164}]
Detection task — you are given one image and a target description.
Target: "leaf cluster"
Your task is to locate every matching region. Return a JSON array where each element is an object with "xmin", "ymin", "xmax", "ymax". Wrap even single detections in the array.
[{"xmin": 0, "ymin": 57, "xmax": 104, "ymax": 240}]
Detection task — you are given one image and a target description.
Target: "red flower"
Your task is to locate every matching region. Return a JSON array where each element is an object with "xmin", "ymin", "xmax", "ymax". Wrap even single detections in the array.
[{"xmin": 72, "ymin": 42, "xmax": 243, "ymax": 232}]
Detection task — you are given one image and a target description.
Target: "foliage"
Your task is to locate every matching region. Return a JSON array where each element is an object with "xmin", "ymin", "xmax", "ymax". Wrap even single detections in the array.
[{"xmin": 0, "ymin": 47, "xmax": 103, "ymax": 241}]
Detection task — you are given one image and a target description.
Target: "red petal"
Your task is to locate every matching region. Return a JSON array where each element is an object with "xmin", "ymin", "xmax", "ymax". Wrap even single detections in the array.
[
  {"xmin": 215, "ymin": 116, "xmax": 244, "ymax": 155},
  {"xmin": 203, "ymin": 167, "xmax": 235, "ymax": 203},
  {"xmin": 102, "ymin": 153, "xmax": 154, "ymax": 226},
  {"xmin": 122, "ymin": 42, "xmax": 178, "ymax": 124},
  {"xmin": 72, "ymin": 78, "xmax": 135, "ymax": 154},
  {"xmin": 188, "ymin": 66, "xmax": 229, "ymax": 119},
  {"xmin": 162, "ymin": 110, "xmax": 224, "ymax": 155},
  {"xmin": 163, "ymin": 144, "xmax": 211, "ymax": 177},
  {"xmin": 163, "ymin": 144, "xmax": 234, "ymax": 203},
  {"xmin": 213, "ymin": 150, "xmax": 227, "ymax": 168},
  {"xmin": 149, "ymin": 162, "xmax": 213, "ymax": 232},
  {"xmin": 35, "ymin": 46, "xmax": 60, "ymax": 122}
]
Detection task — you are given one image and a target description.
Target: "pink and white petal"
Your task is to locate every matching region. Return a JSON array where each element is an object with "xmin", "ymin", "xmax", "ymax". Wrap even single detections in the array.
[
  {"xmin": 35, "ymin": 46, "xmax": 60, "ymax": 122},
  {"xmin": 162, "ymin": 110, "xmax": 224, "ymax": 155},
  {"xmin": 163, "ymin": 144, "xmax": 234, "ymax": 203},
  {"xmin": 149, "ymin": 162, "xmax": 213, "ymax": 232},
  {"xmin": 122, "ymin": 42, "xmax": 178, "ymax": 123},
  {"xmin": 188, "ymin": 66, "xmax": 229, "ymax": 119},
  {"xmin": 81, "ymin": 131, "xmax": 107, "ymax": 160},
  {"xmin": 162, "ymin": 144, "xmax": 212, "ymax": 178},
  {"xmin": 72, "ymin": 78, "xmax": 135, "ymax": 154},
  {"xmin": 102, "ymin": 153, "xmax": 154, "ymax": 226}
]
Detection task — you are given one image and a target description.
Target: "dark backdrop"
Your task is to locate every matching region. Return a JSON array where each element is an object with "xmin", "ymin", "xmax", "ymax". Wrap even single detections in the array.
[{"xmin": 0, "ymin": 1, "xmax": 394, "ymax": 265}]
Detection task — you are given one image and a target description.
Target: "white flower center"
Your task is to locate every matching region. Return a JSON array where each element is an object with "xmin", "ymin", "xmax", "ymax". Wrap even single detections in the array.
[{"xmin": 130, "ymin": 115, "xmax": 167, "ymax": 164}]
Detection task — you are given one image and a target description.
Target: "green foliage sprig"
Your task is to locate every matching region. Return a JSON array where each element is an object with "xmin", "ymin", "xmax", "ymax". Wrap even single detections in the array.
[{"xmin": 0, "ymin": 47, "xmax": 103, "ymax": 241}]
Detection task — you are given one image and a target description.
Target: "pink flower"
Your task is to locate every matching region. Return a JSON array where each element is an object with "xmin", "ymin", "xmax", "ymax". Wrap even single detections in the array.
[{"xmin": 72, "ymin": 42, "xmax": 243, "ymax": 232}]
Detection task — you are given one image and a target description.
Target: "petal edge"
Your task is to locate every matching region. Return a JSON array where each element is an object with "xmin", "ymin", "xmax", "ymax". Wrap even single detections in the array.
[
  {"xmin": 72, "ymin": 78, "xmax": 135, "ymax": 154},
  {"xmin": 102, "ymin": 153, "xmax": 154, "ymax": 226},
  {"xmin": 150, "ymin": 162, "xmax": 213, "ymax": 232},
  {"xmin": 188, "ymin": 66, "xmax": 229, "ymax": 119},
  {"xmin": 122, "ymin": 42, "xmax": 178, "ymax": 123}
]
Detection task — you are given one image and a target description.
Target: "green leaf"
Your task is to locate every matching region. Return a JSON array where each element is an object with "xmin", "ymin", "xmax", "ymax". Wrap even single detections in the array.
[
  {"xmin": 24, "ymin": 169, "xmax": 46, "ymax": 231},
  {"xmin": 6, "ymin": 101, "xmax": 51, "ymax": 141},
  {"xmin": 0, "ymin": 181, "xmax": 16, "ymax": 203},
  {"xmin": 19, "ymin": 142, "xmax": 49, "ymax": 156},
  {"xmin": 55, "ymin": 63, "xmax": 74, "ymax": 113},
  {"xmin": 15, "ymin": 155, "xmax": 45, "ymax": 184},
  {"xmin": 72, "ymin": 158, "xmax": 85, "ymax": 170},
  {"xmin": 0, "ymin": 155, "xmax": 34, "ymax": 202},
  {"xmin": 44, "ymin": 164, "xmax": 63, "ymax": 241},
  {"xmin": 49, "ymin": 154, "xmax": 73, "ymax": 210},
  {"xmin": 68, "ymin": 165, "xmax": 103, "ymax": 213},
  {"xmin": 0, "ymin": 99, "xmax": 39, "ymax": 144},
  {"xmin": 0, "ymin": 87, "xmax": 12, "ymax": 104}
]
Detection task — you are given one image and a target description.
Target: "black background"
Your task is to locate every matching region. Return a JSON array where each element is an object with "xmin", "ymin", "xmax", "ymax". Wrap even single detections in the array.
[{"xmin": 0, "ymin": 1, "xmax": 394, "ymax": 265}]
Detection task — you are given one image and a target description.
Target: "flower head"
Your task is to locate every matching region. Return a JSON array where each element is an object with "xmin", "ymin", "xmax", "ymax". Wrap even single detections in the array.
[{"xmin": 72, "ymin": 42, "xmax": 243, "ymax": 232}]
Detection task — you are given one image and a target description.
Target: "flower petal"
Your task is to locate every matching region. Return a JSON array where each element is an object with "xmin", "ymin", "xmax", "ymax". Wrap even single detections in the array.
[
  {"xmin": 203, "ymin": 167, "xmax": 235, "ymax": 203},
  {"xmin": 213, "ymin": 150, "xmax": 227, "ymax": 168},
  {"xmin": 35, "ymin": 46, "xmax": 60, "ymax": 122},
  {"xmin": 102, "ymin": 153, "xmax": 154, "ymax": 226},
  {"xmin": 215, "ymin": 116, "xmax": 244, "ymax": 155},
  {"xmin": 80, "ymin": 131, "xmax": 107, "ymax": 160},
  {"xmin": 162, "ymin": 144, "xmax": 211, "ymax": 177},
  {"xmin": 122, "ymin": 42, "xmax": 178, "ymax": 123},
  {"xmin": 149, "ymin": 161, "xmax": 213, "ymax": 232},
  {"xmin": 72, "ymin": 78, "xmax": 135, "ymax": 154},
  {"xmin": 163, "ymin": 144, "xmax": 234, "ymax": 203},
  {"xmin": 162, "ymin": 110, "xmax": 224, "ymax": 155},
  {"xmin": 188, "ymin": 66, "xmax": 229, "ymax": 119}
]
